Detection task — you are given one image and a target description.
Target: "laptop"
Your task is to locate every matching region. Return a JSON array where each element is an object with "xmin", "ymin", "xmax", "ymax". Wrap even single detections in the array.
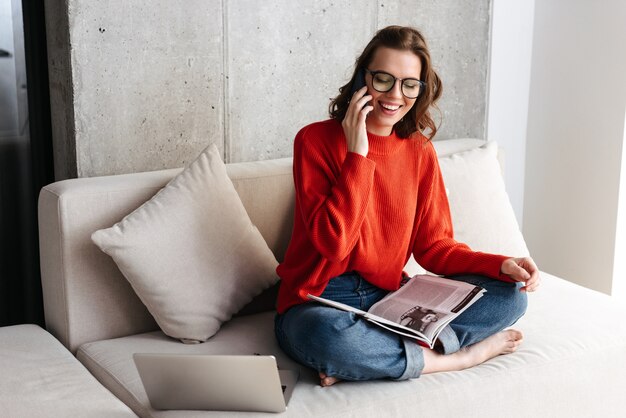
[{"xmin": 133, "ymin": 353, "xmax": 298, "ymax": 413}]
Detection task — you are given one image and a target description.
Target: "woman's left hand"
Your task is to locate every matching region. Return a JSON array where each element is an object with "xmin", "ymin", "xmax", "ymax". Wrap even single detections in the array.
[{"xmin": 501, "ymin": 257, "xmax": 541, "ymax": 293}]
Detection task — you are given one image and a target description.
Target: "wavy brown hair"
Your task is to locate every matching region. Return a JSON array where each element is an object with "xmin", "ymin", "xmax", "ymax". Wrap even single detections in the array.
[{"xmin": 329, "ymin": 26, "xmax": 442, "ymax": 140}]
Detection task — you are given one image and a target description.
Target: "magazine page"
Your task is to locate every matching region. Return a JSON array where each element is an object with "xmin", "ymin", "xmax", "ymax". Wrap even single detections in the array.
[
  {"xmin": 367, "ymin": 275, "xmax": 484, "ymax": 341},
  {"xmin": 306, "ymin": 275, "xmax": 484, "ymax": 348},
  {"xmin": 307, "ymin": 294, "xmax": 430, "ymax": 344},
  {"xmin": 363, "ymin": 318, "xmax": 427, "ymax": 341},
  {"xmin": 306, "ymin": 295, "xmax": 369, "ymax": 316}
]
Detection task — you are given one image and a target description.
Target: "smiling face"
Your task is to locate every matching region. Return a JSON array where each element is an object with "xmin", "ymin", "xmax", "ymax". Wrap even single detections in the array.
[{"xmin": 364, "ymin": 47, "xmax": 422, "ymax": 136}]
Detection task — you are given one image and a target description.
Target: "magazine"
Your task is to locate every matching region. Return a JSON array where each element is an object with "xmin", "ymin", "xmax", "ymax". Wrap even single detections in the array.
[{"xmin": 307, "ymin": 274, "xmax": 485, "ymax": 349}]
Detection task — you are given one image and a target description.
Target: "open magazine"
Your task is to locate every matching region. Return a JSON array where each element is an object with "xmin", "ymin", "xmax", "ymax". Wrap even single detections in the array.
[{"xmin": 307, "ymin": 274, "xmax": 485, "ymax": 349}]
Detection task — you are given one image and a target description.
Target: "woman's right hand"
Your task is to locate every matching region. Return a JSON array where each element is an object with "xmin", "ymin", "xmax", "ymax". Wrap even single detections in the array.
[{"xmin": 342, "ymin": 86, "xmax": 373, "ymax": 157}]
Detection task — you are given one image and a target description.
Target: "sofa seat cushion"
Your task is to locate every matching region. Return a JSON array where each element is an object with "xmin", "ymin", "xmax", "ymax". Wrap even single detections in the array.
[
  {"xmin": 0, "ymin": 324, "xmax": 137, "ymax": 418},
  {"xmin": 76, "ymin": 272, "xmax": 626, "ymax": 418},
  {"xmin": 77, "ymin": 312, "xmax": 306, "ymax": 417}
]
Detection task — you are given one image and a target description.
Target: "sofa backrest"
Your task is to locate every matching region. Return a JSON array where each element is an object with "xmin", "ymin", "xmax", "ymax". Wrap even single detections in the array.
[
  {"xmin": 38, "ymin": 157, "xmax": 294, "ymax": 353},
  {"xmin": 39, "ymin": 138, "xmax": 494, "ymax": 353}
]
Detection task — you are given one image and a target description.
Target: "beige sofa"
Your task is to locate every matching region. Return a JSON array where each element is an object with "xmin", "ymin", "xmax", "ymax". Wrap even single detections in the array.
[{"xmin": 32, "ymin": 139, "xmax": 626, "ymax": 417}]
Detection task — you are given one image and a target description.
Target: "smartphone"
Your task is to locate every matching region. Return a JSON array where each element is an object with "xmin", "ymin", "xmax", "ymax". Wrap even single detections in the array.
[
  {"xmin": 350, "ymin": 68, "xmax": 371, "ymax": 108},
  {"xmin": 351, "ymin": 68, "xmax": 367, "ymax": 95}
]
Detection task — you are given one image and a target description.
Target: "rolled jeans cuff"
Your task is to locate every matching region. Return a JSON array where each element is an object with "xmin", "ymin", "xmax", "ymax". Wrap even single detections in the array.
[
  {"xmin": 437, "ymin": 325, "xmax": 461, "ymax": 355},
  {"xmin": 394, "ymin": 337, "xmax": 425, "ymax": 380}
]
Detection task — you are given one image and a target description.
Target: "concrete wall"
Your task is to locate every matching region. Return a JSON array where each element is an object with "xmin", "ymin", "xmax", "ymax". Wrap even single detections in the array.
[
  {"xmin": 44, "ymin": 0, "xmax": 492, "ymax": 179},
  {"xmin": 524, "ymin": 0, "xmax": 626, "ymax": 295}
]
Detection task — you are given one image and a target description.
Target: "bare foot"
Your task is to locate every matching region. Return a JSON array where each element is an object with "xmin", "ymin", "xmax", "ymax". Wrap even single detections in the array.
[
  {"xmin": 319, "ymin": 372, "xmax": 341, "ymax": 387},
  {"xmin": 422, "ymin": 329, "xmax": 523, "ymax": 374},
  {"xmin": 461, "ymin": 329, "xmax": 523, "ymax": 367}
]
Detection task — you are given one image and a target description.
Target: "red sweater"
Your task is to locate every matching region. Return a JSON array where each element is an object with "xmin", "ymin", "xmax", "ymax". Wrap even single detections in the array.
[{"xmin": 276, "ymin": 119, "xmax": 510, "ymax": 313}]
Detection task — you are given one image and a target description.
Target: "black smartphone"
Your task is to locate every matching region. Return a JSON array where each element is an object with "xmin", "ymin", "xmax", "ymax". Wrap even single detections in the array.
[
  {"xmin": 350, "ymin": 68, "xmax": 371, "ymax": 108},
  {"xmin": 351, "ymin": 68, "xmax": 367, "ymax": 95}
]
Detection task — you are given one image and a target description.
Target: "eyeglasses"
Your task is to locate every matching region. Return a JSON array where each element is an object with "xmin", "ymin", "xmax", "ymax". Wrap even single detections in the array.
[{"xmin": 365, "ymin": 69, "xmax": 425, "ymax": 99}]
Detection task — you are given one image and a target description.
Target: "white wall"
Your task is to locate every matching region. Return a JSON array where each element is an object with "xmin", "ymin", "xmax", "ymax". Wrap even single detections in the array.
[
  {"xmin": 611, "ymin": 109, "xmax": 626, "ymax": 300},
  {"xmin": 524, "ymin": 0, "xmax": 626, "ymax": 295},
  {"xmin": 487, "ymin": 0, "xmax": 535, "ymax": 227}
]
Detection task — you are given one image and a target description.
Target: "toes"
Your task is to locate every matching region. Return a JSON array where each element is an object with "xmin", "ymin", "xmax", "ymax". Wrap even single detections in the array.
[
  {"xmin": 320, "ymin": 375, "xmax": 341, "ymax": 387},
  {"xmin": 505, "ymin": 336, "xmax": 523, "ymax": 353},
  {"xmin": 497, "ymin": 330, "xmax": 524, "ymax": 354},
  {"xmin": 503, "ymin": 329, "xmax": 523, "ymax": 344}
]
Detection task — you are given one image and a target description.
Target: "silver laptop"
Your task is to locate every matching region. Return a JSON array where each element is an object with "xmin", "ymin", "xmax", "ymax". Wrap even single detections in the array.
[{"xmin": 133, "ymin": 353, "xmax": 298, "ymax": 413}]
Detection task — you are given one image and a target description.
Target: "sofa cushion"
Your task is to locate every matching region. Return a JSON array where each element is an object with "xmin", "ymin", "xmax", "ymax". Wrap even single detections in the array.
[
  {"xmin": 0, "ymin": 324, "xmax": 136, "ymax": 418},
  {"xmin": 438, "ymin": 140, "xmax": 529, "ymax": 257},
  {"xmin": 91, "ymin": 144, "xmax": 279, "ymax": 343},
  {"xmin": 76, "ymin": 273, "xmax": 626, "ymax": 417},
  {"xmin": 77, "ymin": 312, "xmax": 303, "ymax": 418}
]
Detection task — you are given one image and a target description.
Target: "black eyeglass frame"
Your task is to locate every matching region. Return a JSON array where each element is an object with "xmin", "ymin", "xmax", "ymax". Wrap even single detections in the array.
[{"xmin": 365, "ymin": 69, "xmax": 426, "ymax": 99}]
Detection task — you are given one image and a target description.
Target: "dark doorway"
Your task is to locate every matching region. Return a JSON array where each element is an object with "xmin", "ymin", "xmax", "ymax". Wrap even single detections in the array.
[{"xmin": 0, "ymin": 0, "xmax": 54, "ymax": 326}]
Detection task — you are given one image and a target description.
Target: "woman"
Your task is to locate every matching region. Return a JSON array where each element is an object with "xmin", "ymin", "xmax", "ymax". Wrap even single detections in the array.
[{"xmin": 275, "ymin": 25, "xmax": 540, "ymax": 387}]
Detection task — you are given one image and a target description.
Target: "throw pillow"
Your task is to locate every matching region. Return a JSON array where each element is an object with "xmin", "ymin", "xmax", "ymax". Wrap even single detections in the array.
[
  {"xmin": 91, "ymin": 143, "xmax": 279, "ymax": 343},
  {"xmin": 437, "ymin": 140, "xmax": 530, "ymax": 257}
]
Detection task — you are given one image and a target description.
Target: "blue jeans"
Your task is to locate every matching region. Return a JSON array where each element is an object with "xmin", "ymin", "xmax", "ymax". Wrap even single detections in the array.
[{"xmin": 274, "ymin": 271, "xmax": 527, "ymax": 381}]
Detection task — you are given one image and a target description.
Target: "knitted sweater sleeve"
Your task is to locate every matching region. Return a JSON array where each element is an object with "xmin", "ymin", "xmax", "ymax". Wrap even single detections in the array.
[
  {"xmin": 293, "ymin": 126, "xmax": 376, "ymax": 262},
  {"xmin": 412, "ymin": 145, "xmax": 510, "ymax": 280}
]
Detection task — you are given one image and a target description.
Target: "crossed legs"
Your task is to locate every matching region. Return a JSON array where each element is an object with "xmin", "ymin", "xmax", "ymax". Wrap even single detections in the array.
[{"xmin": 275, "ymin": 274, "xmax": 527, "ymax": 386}]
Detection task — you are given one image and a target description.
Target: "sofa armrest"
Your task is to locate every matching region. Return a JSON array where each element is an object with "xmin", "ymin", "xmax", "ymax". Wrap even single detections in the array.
[{"xmin": 38, "ymin": 170, "xmax": 178, "ymax": 352}]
